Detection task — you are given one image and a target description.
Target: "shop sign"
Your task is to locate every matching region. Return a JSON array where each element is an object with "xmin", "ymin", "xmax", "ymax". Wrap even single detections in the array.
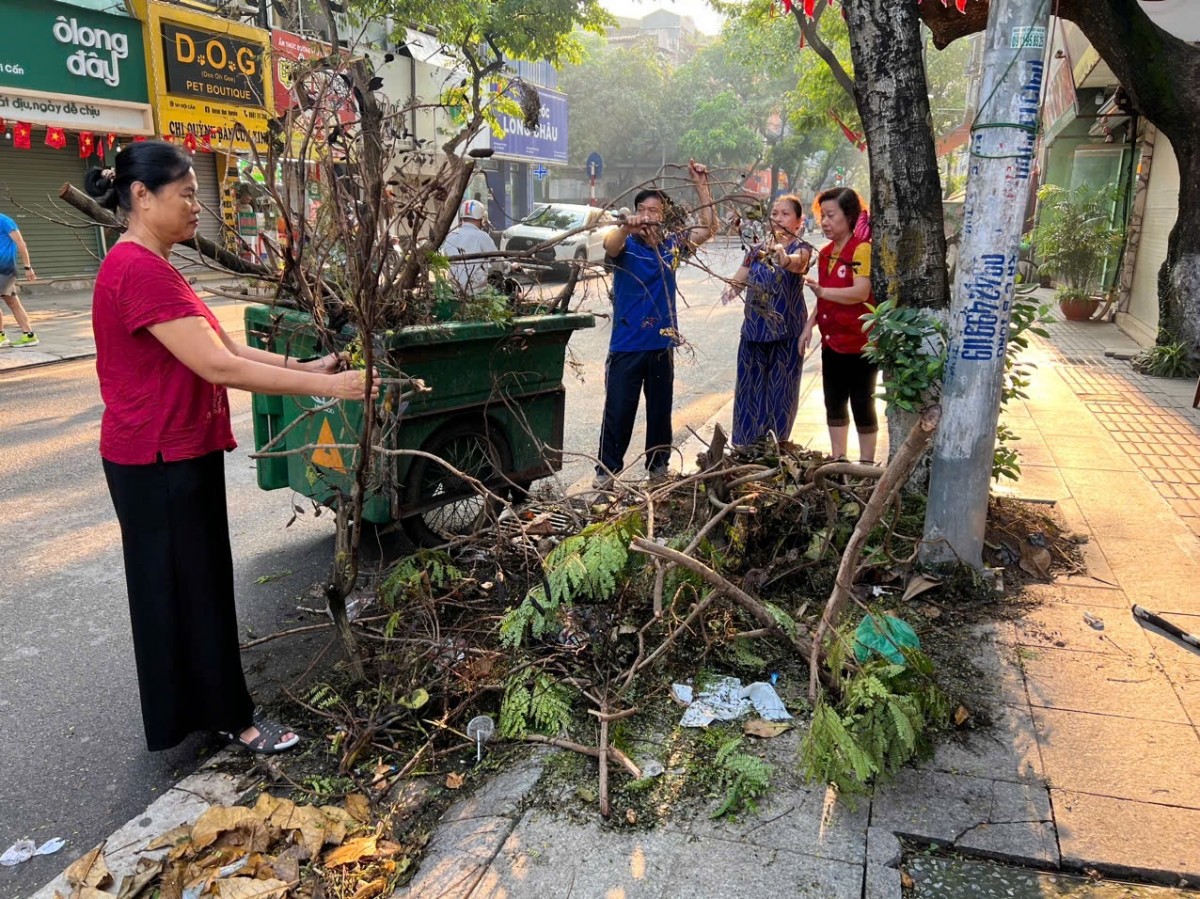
[
  {"xmin": 142, "ymin": 1, "xmax": 273, "ymax": 152},
  {"xmin": 0, "ymin": 89, "xmax": 152, "ymax": 132},
  {"xmin": 491, "ymin": 84, "xmax": 567, "ymax": 165},
  {"xmin": 0, "ymin": 0, "xmax": 152, "ymax": 131},
  {"xmin": 162, "ymin": 22, "xmax": 265, "ymax": 107}
]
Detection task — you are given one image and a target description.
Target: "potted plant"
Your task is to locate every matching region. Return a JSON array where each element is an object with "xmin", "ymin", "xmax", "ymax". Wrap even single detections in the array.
[{"xmin": 1030, "ymin": 182, "xmax": 1125, "ymax": 322}]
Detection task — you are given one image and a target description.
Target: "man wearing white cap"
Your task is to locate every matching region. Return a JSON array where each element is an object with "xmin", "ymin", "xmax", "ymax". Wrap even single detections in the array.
[{"xmin": 442, "ymin": 199, "xmax": 497, "ymax": 294}]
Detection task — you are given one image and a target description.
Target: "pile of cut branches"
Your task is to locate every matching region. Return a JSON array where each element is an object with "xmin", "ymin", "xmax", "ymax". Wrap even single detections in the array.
[{"xmin": 276, "ymin": 410, "xmax": 1009, "ymax": 819}]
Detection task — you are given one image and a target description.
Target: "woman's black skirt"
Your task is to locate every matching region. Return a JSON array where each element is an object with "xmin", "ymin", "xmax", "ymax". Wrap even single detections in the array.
[{"xmin": 103, "ymin": 450, "xmax": 254, "ymax": 751}]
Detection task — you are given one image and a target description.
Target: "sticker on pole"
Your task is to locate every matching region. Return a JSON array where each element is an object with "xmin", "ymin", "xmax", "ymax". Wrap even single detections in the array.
[{"xmin": 1011, "ymin": 26, "xmax": 1046, "ymax": 49}]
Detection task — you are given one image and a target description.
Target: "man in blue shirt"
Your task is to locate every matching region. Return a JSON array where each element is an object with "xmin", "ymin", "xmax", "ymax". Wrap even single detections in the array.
[
  {"xmin": 0, "ymin": 212, "xmax": 39, "ymax": 348},
  {"xmin": 595, "ymin": 160, "xmax": 716, "ymax": 487}
]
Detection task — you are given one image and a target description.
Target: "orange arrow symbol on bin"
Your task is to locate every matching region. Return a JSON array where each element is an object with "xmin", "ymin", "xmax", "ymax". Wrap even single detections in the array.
[{"xmin": 312, "ymin": 419, "xmax": 347, "ymax": 473}]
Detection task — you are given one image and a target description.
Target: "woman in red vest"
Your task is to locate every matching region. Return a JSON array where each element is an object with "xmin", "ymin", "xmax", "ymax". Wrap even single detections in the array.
[{"xmin": 802, "ymin": 187, "xmax": 878, "ymax": 465}]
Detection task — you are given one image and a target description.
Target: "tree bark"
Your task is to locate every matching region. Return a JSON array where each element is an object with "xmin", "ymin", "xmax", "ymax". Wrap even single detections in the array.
[
  {"xmin": 921, "ymin": 0, "xmax": 1200, "ymax": 359},
  {"xmin": 843, "ymin": 0, "xmax": 950, "ymax": 314}
]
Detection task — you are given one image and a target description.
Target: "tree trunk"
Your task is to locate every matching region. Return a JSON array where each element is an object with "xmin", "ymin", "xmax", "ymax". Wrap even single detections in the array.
[
  {"xmin": 921, "ymin": 0, "xmax": 1200, "ymax": 361},
  {"xmin": 1155, "ymin": 137, "xmax": 1200, "ymax": 359},
  {"xmin": 842, "ymin": 0, "xmax": 950, "ymax": 314},
  {"xmin": 842, "ymin": 0, "xmax": 950, "ymax": 474}
]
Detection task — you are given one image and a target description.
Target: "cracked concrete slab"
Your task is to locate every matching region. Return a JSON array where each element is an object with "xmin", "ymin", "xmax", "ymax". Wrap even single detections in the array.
[
  {"xmin": 1052, "ymin": 789, "xmax": 1200, "ymax": 883},
  {"xmin": 398, "ymin": 815, "xmax": 516, "ymax": 898},
  {"xmin": 689, "ymin": 782, "xmax": 869, "ymax": 865},
  {"xmin": 440, "ymin": 752, "xmax": 546, "ymax": 823},
  {"xmin": 660, "ymin": 836, "xmax": 865, "ymax": 899},
  {"xmin": 1031, "ymin": 708, "xmax": 1200, "ymax": 807},
  {"xmin": 471, "ymin": 810, "xmax": 690, "ymax": 898},
  {"xmin": 922, "ymin": 701, "xmax": 1045, "ymax": 785},
  {"xmin": 871, "ymin": 769, "xmax": 1056, "ymax": 866}
]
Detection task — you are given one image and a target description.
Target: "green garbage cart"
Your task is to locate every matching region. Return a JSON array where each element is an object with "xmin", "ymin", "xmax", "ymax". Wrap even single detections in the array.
[{"xmin": 245, "ymin": 304, "xmax": 595, "ymax": 545}]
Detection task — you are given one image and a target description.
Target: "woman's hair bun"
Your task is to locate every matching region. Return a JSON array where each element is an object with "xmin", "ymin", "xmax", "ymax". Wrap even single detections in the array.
[{"xmin": 84, "ymin": 167, "xmax": 119, "ymax": 210}]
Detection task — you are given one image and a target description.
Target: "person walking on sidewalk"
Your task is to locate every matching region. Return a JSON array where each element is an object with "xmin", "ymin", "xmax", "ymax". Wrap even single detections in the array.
[
  {"xmin": 803, "ymin": 187, "xmax": 879, "ymax": 465},
  {"xmin": 85, "ymin": 141, "xmax": 379, "ymax": 755},
  {"xmin": 722, "ymin": 194, "xmax": 814, "ymax": 446},
  {"xmin": 0, "ymin": 211, "xmax": 39, "ymax": 348},
  {"xmin": 595, "ymin": 160, "xmax": 717, "ymax": 487}
]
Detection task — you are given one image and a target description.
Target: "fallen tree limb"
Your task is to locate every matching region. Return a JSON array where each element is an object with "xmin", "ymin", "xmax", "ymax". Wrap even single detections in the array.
[
  {"xmin": 521, "ymin": 733, "xmax": 642, "ymax": 779},
  {"xmin": 59, "ymin": 182, "xmax": 275, "ymax": 278},
  {"xmin": 808, "ymin": 404, "xmax": 942, "ymax": 702},
  {"xmin": 630, "ymin": 537, "xmax": 811, "ymax": 657}
]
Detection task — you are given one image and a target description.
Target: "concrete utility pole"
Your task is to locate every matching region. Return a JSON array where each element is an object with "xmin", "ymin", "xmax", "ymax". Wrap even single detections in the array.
[{"xmin": 922, "ymin": 0, "xmax": 1052, "ymax": 567}]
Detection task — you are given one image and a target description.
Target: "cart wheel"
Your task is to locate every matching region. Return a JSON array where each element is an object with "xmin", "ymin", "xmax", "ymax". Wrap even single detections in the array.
[{"xmin": 403, "ymin": 422, "xmax": 512, "ymax": 547}]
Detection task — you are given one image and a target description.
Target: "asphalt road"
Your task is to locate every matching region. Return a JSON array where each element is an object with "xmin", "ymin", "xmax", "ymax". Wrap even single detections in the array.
[{"xmin": 0, "ymin": 239, "xmax": 746, "ymax": 898}]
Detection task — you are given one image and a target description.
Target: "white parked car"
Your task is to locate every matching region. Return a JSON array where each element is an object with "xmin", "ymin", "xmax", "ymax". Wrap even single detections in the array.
[{"xmin": 500, "ymin": 203, "xmax": 617, "ymax": 272}]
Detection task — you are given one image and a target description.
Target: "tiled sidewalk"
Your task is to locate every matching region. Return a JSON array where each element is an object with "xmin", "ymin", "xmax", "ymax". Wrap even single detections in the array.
[{"xmin": 1033, "ymin": 318, "xmax": 1200, "ymax": 538}]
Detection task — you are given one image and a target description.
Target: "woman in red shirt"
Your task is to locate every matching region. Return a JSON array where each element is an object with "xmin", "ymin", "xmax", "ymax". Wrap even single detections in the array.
[
  {"xmin": 86, "ymin": 141, "xmax": 378, "ymax": 754},
  {"xmin": 802, "ymin": 187, "xmax": 878, "ymax": 465}
]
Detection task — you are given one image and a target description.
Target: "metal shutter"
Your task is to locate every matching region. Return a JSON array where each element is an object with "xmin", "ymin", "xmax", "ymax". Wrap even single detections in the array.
[
  {"xmin": 192, "ymin": 152, "xmax": 225, "ymax": 247},
  {"xmin": 0, "ymin": 139, "xmax": 99, "ymax": 279}
]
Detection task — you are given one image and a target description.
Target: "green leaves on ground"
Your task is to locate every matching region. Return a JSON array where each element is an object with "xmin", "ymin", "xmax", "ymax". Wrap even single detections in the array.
[
  {"xmin": 500, "ymin": 512, "xmax": 644, "ymax": 648},
  {"xmin": 800, "ymin": 650, "xmax": 948, "ymax": 795}
]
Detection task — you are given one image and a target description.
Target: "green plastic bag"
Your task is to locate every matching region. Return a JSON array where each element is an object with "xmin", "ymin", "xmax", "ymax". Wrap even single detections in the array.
[{"xmin": 853, "ymin": 614, "xmax": 920, "ymax": 666}]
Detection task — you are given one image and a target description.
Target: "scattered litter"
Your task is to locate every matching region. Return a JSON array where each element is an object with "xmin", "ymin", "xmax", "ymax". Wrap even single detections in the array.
[
  {"xmin": 672, "ymin": 676, "xmax": 793, "ymax": 727},
  {"xmin": 853, "ymin": 615, "xmax": 920, "ymax": 666},
  {"xmin": 640, "ymin": 759, "xmax": 664, "ymax": 778},
  {"xmin": 35, "ymin": 838, "xmax": 65, "ymax": 856},
  {"xmin": 1083, "ymin": 611, "xmax": 1105, "ymax": 631},
  {"xmin": 466, "ymin": 715, "xmax": 495, "ymax": 762},
  {"xmin": 1, "ymin": 840, "xmax": 35, "ymax": 867},
  {"xmin": 0, "ymin": 838, "xmax": 62, "ymax": 866}
]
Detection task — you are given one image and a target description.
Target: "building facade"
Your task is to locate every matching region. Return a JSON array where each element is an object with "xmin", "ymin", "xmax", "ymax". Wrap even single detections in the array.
[{"xmin": 0, "ymin": 0, "xmax": 153, "ymax": 278}]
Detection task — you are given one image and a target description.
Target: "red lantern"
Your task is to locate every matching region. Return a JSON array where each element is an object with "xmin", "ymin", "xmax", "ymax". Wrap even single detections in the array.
[
  {"xmin": 45, "ymin": 126, "xmax": 67, "ymax": 149},
  {"xmin": 78, "ymin": 131, "xmax": 96, "ymax": 158},
  {"xmin": 13, "ymin": 122, "xmax": 32, "ymax": 149}
]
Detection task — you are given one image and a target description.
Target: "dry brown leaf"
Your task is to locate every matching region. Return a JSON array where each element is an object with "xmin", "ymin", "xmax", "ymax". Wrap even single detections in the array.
[
  {"xmin": 268, "ymin": 848, "xmax": 303, "ymax": 884},
  {"xmin": 1019, "ymin": 543, "xmax": 1053, "ymax": 580},
  {"xmin": 444, "ymin": 772, "xmax": 465, "ymax": 790},
  {"xmin": 323, "ymin": 835, "xmax": 378, "ymax": 868},
  {"xmin": 901, "ymin": 574, "xmax": 941, "ymax": 603},
  {"xmin": 254, "ymin": 793, "xmax": 291, "ymax": 821},
  {"xmin": 145, "ymin": 825, "xmax": 192, "ymax": 853},
  {"xmin": 374, "ymin": 840, "xmax": 404, "ymax": 859},
  {"xmin": 900, "ymin": 870, "xmax": 915, "ymax": 889},
  {"xmin": 268, "ymin": 802, "xmax": 327, "ymax": 860},
  {"xmin": 116, "ymin": 857, "xmax": 165, "ymax": 899},
  {"xmin": 625, "ymin": 809, "xmax": 638, "ymax": 825},
  {"xmin": 212, "ymin": 877, "xmax": 291, "ymax": 899},
  {"xmin": 743, "ymin": 719, "xmax": 792, "ymax": 739},
  {"xmin": 192, "ymin": 807, "xmax": 268, "ymax": 851},
  {"xmin": 953, "ymin": 705, "xmax": 972, "ymax": 727},
  {"xmin": 318, "ymin": 806, "xmax": 357, "ymax": 846},
  {"xmin": 347, "ymin": 878, "xmax": 388, "ymax": 899},
  {"xmin": 343, "ymin": 793, "xmax": 371, "ymax": 824},
  {"xmin": 74, "ymin": 888, "xmax": 116, "ymax": 899},
  {"xmin": 65, "ymin": 845, "xmax": 113, "ymax": 890}
]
